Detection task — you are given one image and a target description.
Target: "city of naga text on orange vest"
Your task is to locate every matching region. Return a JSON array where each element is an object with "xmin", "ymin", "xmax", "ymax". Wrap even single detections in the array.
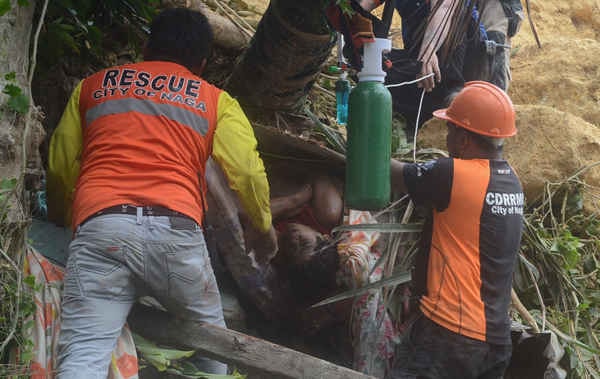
[{"xmin": 94, "ymin": 68, "xmax": 208, "ymax": 112}]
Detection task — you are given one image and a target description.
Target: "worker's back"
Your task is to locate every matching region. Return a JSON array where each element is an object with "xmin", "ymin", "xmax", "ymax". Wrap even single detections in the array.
[
  {"xmin": 73, "ymin": 61, "xmax": 221, "ymax": 227},
  {"xmin": 417, "ymin": 157, "xmax": 523, "ymax": 345}
]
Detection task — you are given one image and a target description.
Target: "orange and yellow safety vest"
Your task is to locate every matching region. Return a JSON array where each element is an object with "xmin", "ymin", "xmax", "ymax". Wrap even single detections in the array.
[{"xmin": 48, "ymin": 61, "xmax": 271, "ymax": 232}]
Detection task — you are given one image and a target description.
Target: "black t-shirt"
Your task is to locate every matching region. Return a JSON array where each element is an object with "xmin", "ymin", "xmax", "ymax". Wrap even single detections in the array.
[{"xmin": 402, "ymin": 157, "xmax": 523, "ymax": 345}]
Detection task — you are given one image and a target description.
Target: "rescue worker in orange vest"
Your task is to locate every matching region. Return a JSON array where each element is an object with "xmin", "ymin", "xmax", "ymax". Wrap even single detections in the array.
[
  {"xmin": 390, "ymin": 81, "xmax": 523, "ymax": 378},
  {"xmin": 47, "ymin": 8, "xmax": 277, "ymax": 378}
]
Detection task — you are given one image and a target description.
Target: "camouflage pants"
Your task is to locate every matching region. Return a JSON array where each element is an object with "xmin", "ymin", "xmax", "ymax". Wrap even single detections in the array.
[{"xmin": 390, "ymin": 314, "xmax": 512, "ymax": 379}]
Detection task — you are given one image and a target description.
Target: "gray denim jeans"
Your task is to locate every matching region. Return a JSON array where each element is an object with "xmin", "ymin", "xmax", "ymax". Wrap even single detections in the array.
[{"xmin": 56, "ymin": 212, "xmax": 227, "ymax": 379}]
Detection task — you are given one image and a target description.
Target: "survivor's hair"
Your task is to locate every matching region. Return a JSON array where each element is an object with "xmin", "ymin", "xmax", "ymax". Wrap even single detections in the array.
[
  {"xmin": 144, "ymin": 8, "xmax": 213, "ymax": 71},
  {"xmin": 289, "ymin": 238, "xmax": 340, "ymax": 304}
]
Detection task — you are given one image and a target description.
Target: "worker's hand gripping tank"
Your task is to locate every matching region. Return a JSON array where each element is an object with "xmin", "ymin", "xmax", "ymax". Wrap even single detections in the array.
[{"xmin": 345, "ymin": 38, "xmax": 392, "ymax": 210}]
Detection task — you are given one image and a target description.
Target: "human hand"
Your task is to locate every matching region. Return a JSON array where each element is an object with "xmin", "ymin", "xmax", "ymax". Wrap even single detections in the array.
[
  {"xmin": 417, "ymin": 53, "xmax": 441, "ymax": 92},
  {"xmin": 359, "ymin": 0, "xmax": 380, "ymax": 12},
  {"xmin": 245, "ymin": 224, "xmax": 278, "ymax": 266}
]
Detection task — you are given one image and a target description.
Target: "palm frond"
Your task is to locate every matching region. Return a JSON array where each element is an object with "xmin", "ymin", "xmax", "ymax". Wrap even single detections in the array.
[{"xmin": 310, "ymin": 271, "xmax": 412, "ymax": 308}]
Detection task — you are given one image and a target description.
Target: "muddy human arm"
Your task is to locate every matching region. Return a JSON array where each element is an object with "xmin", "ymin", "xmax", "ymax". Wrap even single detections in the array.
[
  {"xmin": 270, "ymin": 184, "xmax": 313, "ymax": 221},
  {"xmin": 391, "ymin": 158, "xmax": 408, "ymax": 194},
  {"xmin": 310, "ymin": 175, "xmax": 343, "ymax": 232},
  {"xmin": 418, "ymin": 0, "xmax": 459, "ymax": 91},
  {"xmin": 359, "ymin": 0, "xmax": 382, "ymax": 12},
  {"xmin": 241, "ymin": 219, "xmax": 278, "ymax": 266},
  {"xmin": 270, "ymin": 174, "xmax": 343, "ymax": 234}
]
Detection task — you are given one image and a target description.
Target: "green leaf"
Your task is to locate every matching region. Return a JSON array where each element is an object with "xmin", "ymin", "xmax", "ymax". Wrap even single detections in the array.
[
  {"xmin": 578, "ymin": 302, "xmax": 590, "ymax": 311},
  {"xmin": 1, "ymin": 177, "xmax": 16, "ymax": 190},
  {"xmin": 59, "ymin": 23, "xmax": 77, "ymax": 32},
  {"xmin": 175, "ymin": 360, "xmax": 246, "ymax": 378},
  {"xmin": 23, "ymin": 275, "xmax": 36, "ymax": 288},
  {"xmin": 552, "ymin": 230, "xmax": 584, "ymax": 270},
  {"xmin": 20, "ymin": 350, "xmax": 33, "ymax": 364},
  {"xmin": 85, "ymin": 25, "xmax": 102, "ymax": 45},
  {"xmin": 3, "ymin": 83, "xmax": 22, "ymax": 97},
  {"xmin": 17, "ymin": 0, "xmax": 29, "ymax": 6},
  {"xmin": 22, "ymin": 319, "xmax": 35, "ymax": 331},
  {"xmin": 133, "ymin": 333, "xmax": 195, "ymax": 371},
  {"xmin": 335, "ymin": 0, "xmax": 354, "ymax": 15},
  {"xmin": 310, "ymin": 270, "xmax": 412, "ymax": 308},
  {"xmin": 57, "ymin": 30, "xmax": 80, "ymax": 54},
  {"xmin": 7, "ymin": 93, "xmax": 29, "ymax": 114},
  {"xmin": 4, "ymin": 71, "xmax": 16, "ymax": 81},
  {"xmin": 0, "ymin": 0, "xmax": 11, "ymax": 16}
]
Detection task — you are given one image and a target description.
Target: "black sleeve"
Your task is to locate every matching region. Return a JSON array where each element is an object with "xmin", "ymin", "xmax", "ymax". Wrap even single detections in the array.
[{"xmin": 403, "ymin": 158, "xmax": 453, "ymax": 211}]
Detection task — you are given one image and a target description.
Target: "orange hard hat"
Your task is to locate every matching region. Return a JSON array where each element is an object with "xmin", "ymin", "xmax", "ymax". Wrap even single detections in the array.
[{"xmin": 432, "ymin": 81, "xmax": 517, "ymax": 137}]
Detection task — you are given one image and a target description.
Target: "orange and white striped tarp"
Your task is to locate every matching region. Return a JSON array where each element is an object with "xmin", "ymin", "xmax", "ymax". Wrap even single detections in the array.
[{"xmin": 12, "ymin": 247, "xmax": 138, "ymax": 379}]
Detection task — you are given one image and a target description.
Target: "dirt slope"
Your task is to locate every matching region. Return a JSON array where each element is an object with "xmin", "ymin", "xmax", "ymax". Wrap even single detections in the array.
[
  {"xmin": 510, "ymin": 38, "xmax": 600, "ymax": 126},
  {"xmin": 510, "ymin": 0, "xmax": 600, "ymax": 127},
  {"xmin": 503, "ymin": 0, "xmax": 600, "ymax": 210}
]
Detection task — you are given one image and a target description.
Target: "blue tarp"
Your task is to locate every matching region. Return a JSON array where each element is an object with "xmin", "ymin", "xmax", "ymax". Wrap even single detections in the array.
[{"xmin": 28, "ymin": 219, "xmax": 71, "ymax": 267}]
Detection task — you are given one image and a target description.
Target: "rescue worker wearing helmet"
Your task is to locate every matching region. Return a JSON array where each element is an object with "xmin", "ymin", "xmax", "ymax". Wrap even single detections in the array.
[{"xmin": 390, "ymin": 81, "xmax": 523, "ymax": 378}]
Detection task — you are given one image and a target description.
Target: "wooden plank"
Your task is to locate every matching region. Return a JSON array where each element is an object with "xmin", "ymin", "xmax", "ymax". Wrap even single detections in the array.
[{"xmin": 129, "ymin": 304, "xmax": 375, "ymax": 379}]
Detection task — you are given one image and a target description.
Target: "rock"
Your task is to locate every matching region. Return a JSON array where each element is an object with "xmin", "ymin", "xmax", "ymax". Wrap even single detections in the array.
[
  {"xmin": 543, "ymin": 332, "xmax": 564, "ymax": 365},
  {"xmin": 545, "ymin": 362, "xmax": 567, "ymax": 379},
  {"xmin": 506, "ymin": 329, "xmax": 567, "ymax": 379}
]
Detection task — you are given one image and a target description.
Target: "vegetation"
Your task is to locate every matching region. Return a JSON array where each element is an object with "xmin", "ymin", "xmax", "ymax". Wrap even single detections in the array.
[
  {"xmin": 0, "ymin": 0, "xmax": 38, "ymax": 372},
  {"xmin": 0, "ymin": 0, "xmax": 29, "ymax": 17},
  {"xmin": 0, "ymin": 0, "xmax": 157, "ymax": 376},
  {"xmin": 2, "ymin": 73, "xmax": 29, "ymax": 116},
  {"xmin": 36, "ymin": 0, "xmax": 157, "ymax": 69},
  {"xmin": 0, "ymin": 0, "xmax": 598, "ymax": 378},
  {"xmin": 0, "ymin": 175, "xmax": 32, "ymax": 376},
  {"xmin": 516, "ymin": 170, "xmax": 600, "ymax": 377}
]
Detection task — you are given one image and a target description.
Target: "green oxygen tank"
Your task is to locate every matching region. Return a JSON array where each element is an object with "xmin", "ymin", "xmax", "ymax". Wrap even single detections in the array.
[{"xmin": 345, "ymin": 38, "xmax": 392, "ymax": 210}]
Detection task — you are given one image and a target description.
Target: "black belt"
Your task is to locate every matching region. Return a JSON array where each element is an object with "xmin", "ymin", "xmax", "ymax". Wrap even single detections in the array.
[
  {"xmin": 97, "ymin": 204, "xmax": 187, "ymax": 218},
  {"xmin": 83, "ymin": 204, "xmax": 199, "ymax": 230}
]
